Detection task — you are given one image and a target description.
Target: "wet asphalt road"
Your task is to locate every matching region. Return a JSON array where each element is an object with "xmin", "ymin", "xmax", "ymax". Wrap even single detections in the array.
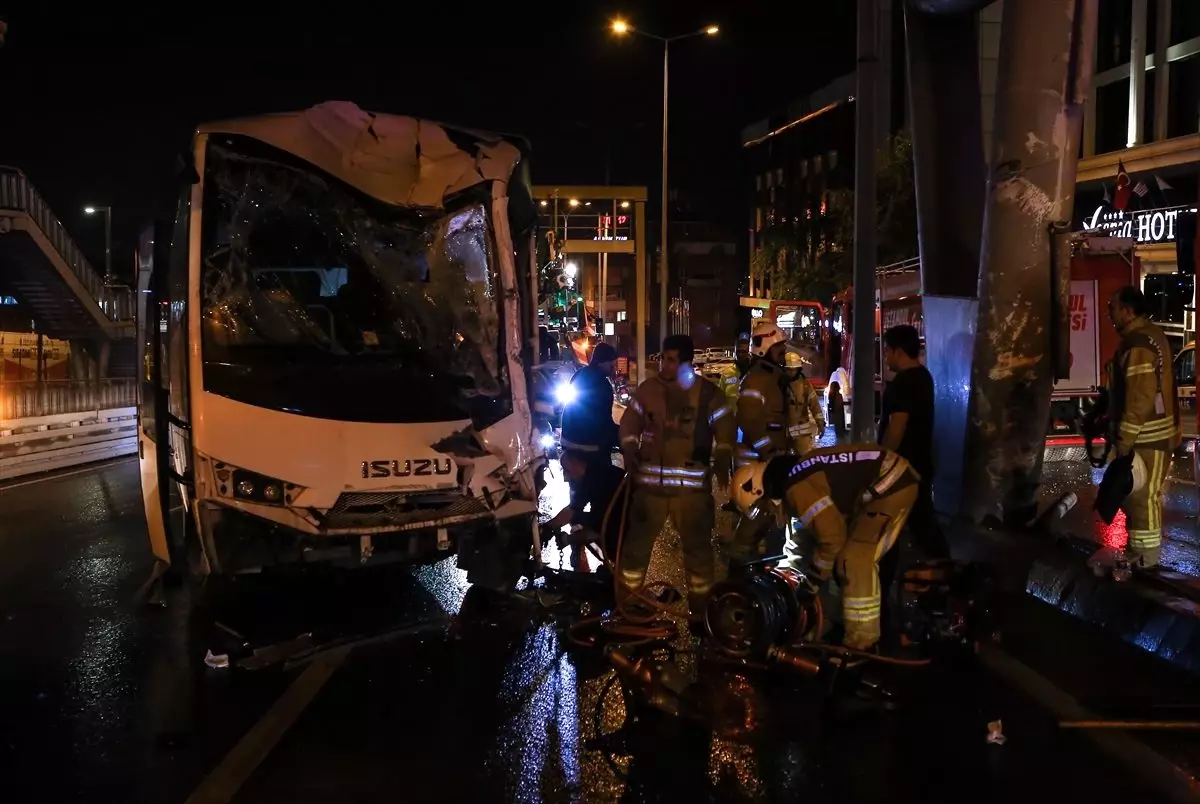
[
  {"xmin": 0, "ymin": 457, "xmax": 1195, "ymax": 803},
  {"xmin": 1042, "ymin": 444, "xmax": 1199, "ymax": 575}
]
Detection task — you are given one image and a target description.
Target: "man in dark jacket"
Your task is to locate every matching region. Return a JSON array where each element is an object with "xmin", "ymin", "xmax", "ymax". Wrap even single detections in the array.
[{"xmin": 560, "ymin": 342, "xmax": 619, "ymax": 465}]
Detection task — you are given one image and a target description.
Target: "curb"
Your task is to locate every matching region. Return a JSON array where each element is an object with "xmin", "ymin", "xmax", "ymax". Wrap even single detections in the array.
[{"xmin": 950, "ymin": 522, "xmax": 1200, "ymax": 675}]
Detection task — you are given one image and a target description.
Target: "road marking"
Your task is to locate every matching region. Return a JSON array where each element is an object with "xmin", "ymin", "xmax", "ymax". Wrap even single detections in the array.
[
  {"xmin": 0, "ymin": 456, "xmax": 137, "ymax": 490},
  {"xmin": 978, "ymin": 643, "xmax": 1200, "ymax": 804},
  {"xmin": 183, "ymin": 646, "xmax": 350, "ymax": 804}
]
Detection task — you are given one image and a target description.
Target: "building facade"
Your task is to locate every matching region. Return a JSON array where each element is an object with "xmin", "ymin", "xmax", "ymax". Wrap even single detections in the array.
[{"xmin": 744, "ymin": 0, "xmax": 1196, "ymax": 352}]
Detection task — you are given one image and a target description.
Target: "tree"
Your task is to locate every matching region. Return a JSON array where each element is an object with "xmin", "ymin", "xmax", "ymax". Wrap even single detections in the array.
[{"xmin": 751, "ymin": 130, "xmax": 917, "ymax": 306}]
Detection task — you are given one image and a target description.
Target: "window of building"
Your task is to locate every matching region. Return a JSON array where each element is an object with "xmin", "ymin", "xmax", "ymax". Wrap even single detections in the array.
[
  {"xmin": 1168, "ymin": 54, "xmax": 1200, "ymax": 140},
  {"xmin": 799, "ymin": 160, "xmax": 808, "ymax": 179},
  {"xmin": 617, "ymin": 311, "xmax": 627, "ymax": 322},
  {"xmin": 776, "ymin": 167, "xmax": 784, "ymax": 186},
  {"xmin": 1173, "ymin": 0, "xmax": 1200, "ymax": 45},
  {"xmin": 813, "ymin": 155, "xmax": 823, "ymax": 174},
  {"xmin": 755, "ymin": 175, "xmax": 762, "ymax": 191},
  {"xmin": 755, "ymin": 207, "xmax": 764, "ymax": 230},
  {"xmin": 1096, "ymin": 0, "xmax": 1132, "ymax": 73},
  {"xmin": 827, "ymin": 150, "xmax": 838, "ymax": 171},
  {"xmin": 766, "ymin": 171, "xmax": 774, "ymax": 189}
]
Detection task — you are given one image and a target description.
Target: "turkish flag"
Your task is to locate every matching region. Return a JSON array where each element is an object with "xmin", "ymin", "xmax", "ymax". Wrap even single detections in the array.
[{"xmin": 1113, "ymin": 159, "xmax": 1132, "ymax": 211}]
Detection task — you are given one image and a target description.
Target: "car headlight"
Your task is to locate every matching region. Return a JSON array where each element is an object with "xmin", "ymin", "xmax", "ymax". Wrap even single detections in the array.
[{"xmin": 555, "ymin": 383, "xmax": 577, "ymax": 405}]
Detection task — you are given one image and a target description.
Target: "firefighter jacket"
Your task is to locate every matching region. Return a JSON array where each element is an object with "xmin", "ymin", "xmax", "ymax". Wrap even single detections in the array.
[
  {"xmin": 1110, "ymin": 316, "xmax": 1181, "ymax": 455},
  {"xmin": 736, "ymin": 358, "xmax": 790, "ymax": 467},
  {"xmin": 766, "ymin": 445, "xmax": 918, "ymax": 578},
  {"xmin": 708, "ymin": 361, "xmax": 743, "ymax": 410},
  {"xmin": 619, "ymin": 371, "xmax": 735, "ymax": 494},
  {"xmin": 786, "ymin": 374, "xmax": 826, "ymax": 441}
]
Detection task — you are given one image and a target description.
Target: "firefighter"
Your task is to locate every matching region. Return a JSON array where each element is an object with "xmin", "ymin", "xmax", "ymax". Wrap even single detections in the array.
[
  {"xmin": 619, "ymin": 334, "xmax": 735, "ymax": 623},
  {"xmin": 710, "ymin": 332, "xmax": 753, "ymax": 411},
  {"xmin": 734, "ymin": 331, "xmax": 752, "ymax": 377},
  {"xmin": 783, "ymin": 351, "xmax": 826, "ymax": 456},
  {"xmin": 1107, "ymin": 286, "xmax": 1181, "ymax": 568},
  {"xmin": 731, "ymin": 446, "xmax": 919, "ymax": 650},
  {"xmin": 728, "ymin": 320, "xmax": 792, "ymax": 562}
]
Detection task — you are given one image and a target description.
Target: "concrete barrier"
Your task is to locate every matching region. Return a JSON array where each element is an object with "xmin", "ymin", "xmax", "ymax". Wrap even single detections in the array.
[{"xmin": 0, "ymin": 406, "xmax": 137, "ymax": 480}]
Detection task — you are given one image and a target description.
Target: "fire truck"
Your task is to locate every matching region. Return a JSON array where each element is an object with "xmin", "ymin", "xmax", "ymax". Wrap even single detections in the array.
[{"xmin": 794, "ymin": 242, "xmax": 1143, "ymax": 448}]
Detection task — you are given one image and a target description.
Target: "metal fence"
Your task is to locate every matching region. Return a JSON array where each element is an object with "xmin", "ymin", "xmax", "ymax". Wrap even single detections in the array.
[
  {"xmin": 0, "ymin": 166, "xmax": 133, "ymax": 323},
  {"xmin": 0, "ymin": 379, "xmax": 137, "ymax": 421}
]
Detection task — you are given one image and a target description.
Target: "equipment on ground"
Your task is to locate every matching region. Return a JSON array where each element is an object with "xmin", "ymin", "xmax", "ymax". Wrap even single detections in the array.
[{"xmin": 705, "ymin": 565, "xmax": 822, "ymax": 659}]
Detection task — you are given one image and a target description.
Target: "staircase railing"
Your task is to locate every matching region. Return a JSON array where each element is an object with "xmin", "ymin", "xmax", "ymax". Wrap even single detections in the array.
[{"xmin": 0, "ymin": 167, "xmax": 133, "ymax": 325}]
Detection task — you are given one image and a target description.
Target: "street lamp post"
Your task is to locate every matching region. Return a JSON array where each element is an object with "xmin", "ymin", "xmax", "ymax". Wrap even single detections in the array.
[
  {"xmin": 83, "ymin": 205, "xmax": 112, "ymax": 285},
  {"xmin": 611, "ymin": 19, "xmax": 718, "ymax": 350}
]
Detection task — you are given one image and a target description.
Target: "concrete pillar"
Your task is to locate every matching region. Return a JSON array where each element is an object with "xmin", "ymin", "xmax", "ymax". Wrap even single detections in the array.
[
  {"xmin": 1084, "ymin": 28, "xmax": 1098, "ymax": 156},
  {"xmin": 978, "ymin": 2, "xmax": 1004, "ymax": 162},
  {"xmin": 1129, "ymin": 0, "xmax": 1148, "ymax": 147},
  {"xmin": 1154, "ymin": 0, "xmax": 1172, "ymax": 142},
  {"xmin": 905, "ymin": 3, "xmax": 989, "ymax": 515},
  {"xmin": 962, "ymin": 0, "xmax": 1099, "ymax": 524},
  {"xmin": 906, "ymin": 7, "xmax": 987, "ymax": 299}
]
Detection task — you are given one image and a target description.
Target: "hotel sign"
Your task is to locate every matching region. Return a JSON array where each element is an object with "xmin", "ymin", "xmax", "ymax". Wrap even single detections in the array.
[{"xmin": 1081, "ymin": 205, "xmax": 1189, "ymax": 245}]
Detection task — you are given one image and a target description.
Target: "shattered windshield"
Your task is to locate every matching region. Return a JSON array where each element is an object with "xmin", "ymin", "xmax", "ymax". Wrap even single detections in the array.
[{"xmin": 199, "ymin": 134, "xmax": 510, "ymax": 425}]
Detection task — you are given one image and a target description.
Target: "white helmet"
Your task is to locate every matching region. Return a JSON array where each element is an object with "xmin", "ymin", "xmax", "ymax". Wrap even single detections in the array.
[
  {"xmin": 751, "ymin": 320, "xmax": 786, "ymax": 357},
  {"xmin": 731, "ymin": 461, "xmax": 770, "ymax": 516}
]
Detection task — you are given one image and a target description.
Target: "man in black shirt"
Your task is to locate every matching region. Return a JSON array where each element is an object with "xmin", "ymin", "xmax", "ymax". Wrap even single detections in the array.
[
  {"xmin": 878, "ymin": 324, "xmax": 948, "ymax": 559},
  {"xmin": 542, "ymin": 449, "xmax": 628, "ymax": 571}
]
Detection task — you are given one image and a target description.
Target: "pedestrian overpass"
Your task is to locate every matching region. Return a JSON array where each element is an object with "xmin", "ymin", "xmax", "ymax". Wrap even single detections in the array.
[{"xmin": 0, "ymin": 166, "xmax": 135, "ymax": 381}]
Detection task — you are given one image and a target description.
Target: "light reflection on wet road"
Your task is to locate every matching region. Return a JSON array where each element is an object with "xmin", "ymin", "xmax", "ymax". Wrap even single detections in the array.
[
  {"xmin": 1041, "ymin": 445, "xmax": 1199, "ymax": 575},
  {"xmin": 0, "ymin": 456, "xmax": 1189, "ymax": 802}
]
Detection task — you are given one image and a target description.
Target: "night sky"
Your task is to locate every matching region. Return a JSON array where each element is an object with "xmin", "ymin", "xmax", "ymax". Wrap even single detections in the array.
[{"xmin": 0, "ymin": 4, "xmax": 854, "ymax": 278}]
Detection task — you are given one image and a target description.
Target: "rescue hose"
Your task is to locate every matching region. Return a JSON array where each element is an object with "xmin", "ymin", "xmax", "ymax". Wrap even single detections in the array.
[{"xmin": 565, "ymin": 470, "xmax": 683, "ymax": 649}]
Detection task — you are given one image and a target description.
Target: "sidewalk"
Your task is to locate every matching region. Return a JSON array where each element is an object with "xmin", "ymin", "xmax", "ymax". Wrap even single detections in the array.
[{"xmin": 946, "ymin": 456, "xmax": 1200, "ymax": 674}]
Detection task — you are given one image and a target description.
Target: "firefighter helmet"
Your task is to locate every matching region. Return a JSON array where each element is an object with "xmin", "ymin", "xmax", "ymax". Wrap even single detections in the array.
[
  {"xmin": 731, "ymin": 461, "xmax": 770, "ymax": 515},
  {"xmin": 750, "ymin": 320, "xmax": 786, "ymax": 357}
]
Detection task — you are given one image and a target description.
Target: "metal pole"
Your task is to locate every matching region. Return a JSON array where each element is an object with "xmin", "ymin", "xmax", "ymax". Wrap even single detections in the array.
[
  {"xmin": 962, "ymin": 0, "xmax": 1098, "ymax": 524},
  {"xmin": 660, "ymin": 40, "xmax": 670, "ymax": 348},
  {"xmin": 104, "ymin": 207, "xmax": 112, "ymax": 285},
  {"xmin": 635, "ymin": 200, "xmax": 647, "ymax": 382},
  {"xmin": 851, "ymin": 0, "xmax": 880, "ymax": 442}
]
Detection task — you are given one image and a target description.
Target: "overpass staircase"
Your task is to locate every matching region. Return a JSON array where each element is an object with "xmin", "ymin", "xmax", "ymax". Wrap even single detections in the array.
[{"xmin": 0, "ymin": 166, "xmax": 135, "ymax": 379}]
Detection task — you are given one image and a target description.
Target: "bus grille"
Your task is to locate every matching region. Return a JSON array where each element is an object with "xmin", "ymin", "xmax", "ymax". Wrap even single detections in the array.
[{"xmin": 322, "ymin": 490, "xmax": 491, "ymax": 532}]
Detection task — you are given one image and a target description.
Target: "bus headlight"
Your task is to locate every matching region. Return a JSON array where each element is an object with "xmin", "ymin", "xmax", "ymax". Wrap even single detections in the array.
[{"xmin": 231, "ymin": 469, "xmax": 286, "ymax": 506}]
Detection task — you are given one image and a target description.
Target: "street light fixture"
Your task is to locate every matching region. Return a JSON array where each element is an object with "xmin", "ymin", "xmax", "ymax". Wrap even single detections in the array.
[
  {"xmin": 609, "ymin": 18, "xmax": 719, "ymax": 348},
  {"xmin": 83, "ymin": 204, "xmax": 113, "ymax": 285}
]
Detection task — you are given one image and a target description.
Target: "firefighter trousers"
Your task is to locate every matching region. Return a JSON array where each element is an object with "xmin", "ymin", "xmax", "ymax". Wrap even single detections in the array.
[
  {"xmin": 621, "ymin": 489, "xmax": 716, "ymax": 612},
  {"xmin": 789, "ymin": 479, "xmax": 918, "ymax": 650},
  {"xmin": 1122, "ymin": 447, "xmax": 1170, "ymax": 568}
]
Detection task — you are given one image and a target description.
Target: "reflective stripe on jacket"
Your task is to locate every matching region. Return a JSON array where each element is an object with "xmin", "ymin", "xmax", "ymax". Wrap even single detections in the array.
[
  {"xmin": 1111, "ymin": 317, "xmax": 1181, "ymax": 454},
  {"xmin": 619, "ymin": 371, "xmax": 735, "ymax": 493}
]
